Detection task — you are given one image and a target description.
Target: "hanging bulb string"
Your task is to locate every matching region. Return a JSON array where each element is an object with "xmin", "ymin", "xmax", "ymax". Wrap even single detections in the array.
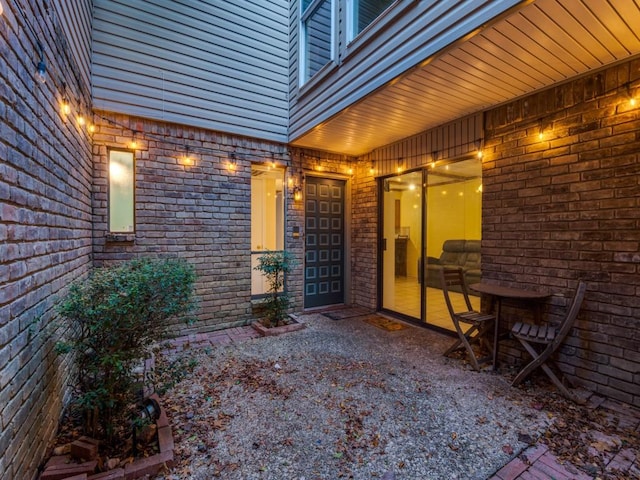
[{"xmin": 96, "ymin": 113, "xmax": 289, "ymax": 162}]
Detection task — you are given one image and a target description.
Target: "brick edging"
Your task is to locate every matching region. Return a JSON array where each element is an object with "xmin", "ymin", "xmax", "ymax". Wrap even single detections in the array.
[{"xmin": 39, "ymin": 395, "xmax": 175, "ymax": 480}]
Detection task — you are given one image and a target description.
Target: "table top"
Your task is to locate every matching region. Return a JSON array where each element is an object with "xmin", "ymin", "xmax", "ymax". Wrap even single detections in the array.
[{"xmin": 469, "ymin": 282, "xmax": 551, "ymax": 299}]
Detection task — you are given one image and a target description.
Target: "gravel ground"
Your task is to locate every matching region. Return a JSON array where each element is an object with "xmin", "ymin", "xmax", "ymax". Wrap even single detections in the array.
[{"xmin": 154, "ymin": 313, "xmax": 552, "ymax": 480}]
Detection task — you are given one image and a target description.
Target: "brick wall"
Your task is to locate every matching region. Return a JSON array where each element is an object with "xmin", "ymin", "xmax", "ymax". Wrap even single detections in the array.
[
  {"xmin": 0, "ymin": 1, "xmax": 93, "ymax": 478},
  {"xmin": 92, "ymin": 113, "xmax": 296, "ymax": 332},
  {"xmin": 351, "ymin": 161, "xmax": 378, "ymax": 310},
  {"xmin": 483, "ymin": 59, "xmax": 640, "ymax": 406}
]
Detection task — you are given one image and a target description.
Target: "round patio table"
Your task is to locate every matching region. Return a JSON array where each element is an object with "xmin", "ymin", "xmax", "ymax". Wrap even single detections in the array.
[{"xmin": 468, "ymin": 283, "xmax": 551, "ymax": 370}]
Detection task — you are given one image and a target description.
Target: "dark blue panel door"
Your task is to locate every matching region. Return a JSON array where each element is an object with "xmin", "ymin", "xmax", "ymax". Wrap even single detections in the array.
[{"xmin": 304, "ymin": 177, "xmax": 345, "ymax": 308}]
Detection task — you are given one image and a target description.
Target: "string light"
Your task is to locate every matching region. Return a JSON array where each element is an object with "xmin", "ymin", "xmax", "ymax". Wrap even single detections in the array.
[
  {"xmin": 36, "ymin": 41, "xmax": 47, "ymax": 84},
  {"xmin": 182, "ymin": 146, "xmax": 194, "ymax": 166},
  {"xmin": 228, "ymin": 153, "xmax": 237, "ymax": 171},
  {"xmin": 61, "ymin": 97, "xmax": 70, "ymax": 116}
]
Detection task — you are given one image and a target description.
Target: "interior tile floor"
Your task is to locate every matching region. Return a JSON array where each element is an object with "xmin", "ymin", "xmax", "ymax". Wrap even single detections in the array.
[{"xmin": 384, "ymin": 275, "xmax": 481, "ymax": 331}]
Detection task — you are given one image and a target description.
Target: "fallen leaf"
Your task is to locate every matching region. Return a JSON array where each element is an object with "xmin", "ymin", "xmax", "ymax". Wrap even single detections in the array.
[{"xmin": 502, "ymin": 445, "xmax": 514, "ymax": 455}]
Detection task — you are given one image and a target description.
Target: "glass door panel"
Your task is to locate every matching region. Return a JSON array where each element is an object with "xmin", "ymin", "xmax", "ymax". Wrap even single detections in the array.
[
  {"xmin": 423, "ymin": 157, "xmax": 483, "ymax": 330},
  {"xmin": 380, "ymin": 157, "xmax": 483, "ymax": 331},
  {"xmin": 381, "ymin": 171, "xmax": 423, "ymax": 319}
]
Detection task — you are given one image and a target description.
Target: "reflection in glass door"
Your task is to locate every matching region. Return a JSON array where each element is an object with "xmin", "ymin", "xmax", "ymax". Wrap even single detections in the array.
[{"xmin": 380, "ymin": 157, "xmax": 483, "ymax": 331}]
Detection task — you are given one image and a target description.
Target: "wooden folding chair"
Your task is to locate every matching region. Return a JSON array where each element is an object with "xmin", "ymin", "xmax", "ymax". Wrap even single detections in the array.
[
  {"xmin": 511, "ymin": 281, "xmax": 587, "ymax": 403},
  {"xmin": 440, "ymin": 267, "xmax": 495, "ymax": 371}
]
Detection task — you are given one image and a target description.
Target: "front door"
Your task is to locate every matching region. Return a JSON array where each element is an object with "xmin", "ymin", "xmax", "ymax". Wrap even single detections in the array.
[{"xmin": 304, "ymin": 177, "xmax": 345, "ymax": 308}]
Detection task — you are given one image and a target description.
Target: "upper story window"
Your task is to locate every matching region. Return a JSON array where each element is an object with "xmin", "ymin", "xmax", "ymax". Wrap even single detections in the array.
[
  {"xmin": 300, "ymin": 0, "xmax": 335, "ymax": 85},
  {"xmin": 347, "ymin": 0, "xmax": 396, "ymax": 40}
]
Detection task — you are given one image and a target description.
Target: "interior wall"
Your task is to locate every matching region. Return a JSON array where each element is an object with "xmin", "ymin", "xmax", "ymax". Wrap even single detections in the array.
[{"xmin": 426, "ymin": 179, "xmax": 482, "ymax": 257}]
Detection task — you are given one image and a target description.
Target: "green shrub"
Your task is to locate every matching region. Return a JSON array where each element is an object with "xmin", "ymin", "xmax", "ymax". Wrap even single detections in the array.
[
  {"xmin": 254, "ymin": 250, "xmax": 298, "ymax": 327},
  {"xmin": 56, "ymin": 258, "xmax": 196, "ymax": 441}
]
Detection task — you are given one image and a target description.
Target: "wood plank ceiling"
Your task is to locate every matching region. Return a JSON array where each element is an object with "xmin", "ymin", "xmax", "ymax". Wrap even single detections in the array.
[{"xmin": 291, "ymin": 0, "xmax": 640, "ymax": 156}]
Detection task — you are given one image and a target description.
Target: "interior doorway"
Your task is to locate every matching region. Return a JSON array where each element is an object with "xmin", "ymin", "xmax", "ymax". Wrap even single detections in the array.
[{"xmin": 380, "ymin": 157, "xmax": 483, "ymax": 331}]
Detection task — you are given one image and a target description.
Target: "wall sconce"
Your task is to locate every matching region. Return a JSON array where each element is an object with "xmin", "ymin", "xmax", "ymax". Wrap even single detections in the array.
[
  {"xmin": 396, "ymin": 157, "xmax": 404, "ymax": 173},
  {"xmin": 369, "ymin": 160, "xmax": 375, "ymax": 175},
  {"xmin": 293, "ymin": 185, "xmax": 303, "ymax": 202}
]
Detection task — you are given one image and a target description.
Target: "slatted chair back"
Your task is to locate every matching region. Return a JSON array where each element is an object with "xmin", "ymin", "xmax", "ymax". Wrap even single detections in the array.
[
  {"xmin": 440, "ymin": 267, "xmax": 494, "ymax": 371},
  {"xmin": 511, "ymin": 280, "xmax": 587, "ymax": 402},
  {"xmin": 440, "ymin": 267, "xmax": 473, "ymax": 314}
]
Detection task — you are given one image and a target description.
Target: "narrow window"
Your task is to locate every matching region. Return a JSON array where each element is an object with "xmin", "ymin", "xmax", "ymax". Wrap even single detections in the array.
[
  {"xmin": 108, "ymin": 150, "xmax": 135, "ymax": 233},
  {"xmin": 300, "ymin": 0, "xmax": 334, "ymax": 84},
  {"xmin": 348, "ymin": 0, "xmax": 395, "ymax": 40},
  {"xmin": 251, "ymin": 165, "xmax": 285, "ymax": 296}
]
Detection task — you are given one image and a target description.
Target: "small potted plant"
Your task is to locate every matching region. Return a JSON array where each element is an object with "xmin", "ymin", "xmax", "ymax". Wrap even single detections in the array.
[{"xmin": 253, "ymin": 250, "xmax": 303, "ymax": 335}]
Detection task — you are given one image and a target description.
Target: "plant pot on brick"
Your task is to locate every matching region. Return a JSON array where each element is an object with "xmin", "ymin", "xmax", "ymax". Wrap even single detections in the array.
[
  {"xmin": 252, "ymin": 251, "xmax": 305, "ymax": 336},
  {"xmin": 51, "ymin": 258, "xmax": 196, "ymax": 476}
]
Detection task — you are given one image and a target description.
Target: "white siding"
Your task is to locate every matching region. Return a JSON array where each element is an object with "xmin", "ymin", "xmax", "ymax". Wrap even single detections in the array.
[
  {"xmin": 92, "ymin": 0, "xmax": 289, "ymax": 143},
  {"xmin": 289, "ymin": 0, "xmax": 522, "ymax": 142}
]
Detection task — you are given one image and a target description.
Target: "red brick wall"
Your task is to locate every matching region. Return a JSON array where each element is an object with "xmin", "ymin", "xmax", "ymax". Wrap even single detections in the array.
[
  {"xmin": 92, "ymin": 112, "xmax": 296, "ymax": 332},
  {"xmin": 0, "ymin": 2, "xmax": 94, "ymax": 478},
  {"xmin": 483, "ymin": 59, "xmax": 640, "ymax": 406}
]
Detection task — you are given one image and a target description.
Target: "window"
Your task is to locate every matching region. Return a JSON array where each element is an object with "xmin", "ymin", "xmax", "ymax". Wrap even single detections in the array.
[
  {"xmin": 251, "ymin": 165, "xmax": 285, "ymax": 296},
  {"xmin": 300, "ymin": 0, "xmax": 334, "ymax": 85},
  {"xmin": 108, "ymin": 150, "xmax": 135, "ymax": 232},
  {"xmin": 348, "ymin": 0, "xmax": 395, "ymax": 40}
]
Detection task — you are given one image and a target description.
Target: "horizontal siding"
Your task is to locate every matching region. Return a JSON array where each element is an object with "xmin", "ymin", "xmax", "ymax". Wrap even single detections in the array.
[
  {"xmin": 53, "ymin": 0, "xmax": 93, "ymax": 93},
  {"xmin": 93, "ymin": 0, "xmax": 290, "ymax": 143},
  {"xmin": 362, "ymin": 113, "xmax": 483, "ymax": 175},
  {"xmin": 289, "ymin": 0, "xmax": 523, "ymax": 142}
]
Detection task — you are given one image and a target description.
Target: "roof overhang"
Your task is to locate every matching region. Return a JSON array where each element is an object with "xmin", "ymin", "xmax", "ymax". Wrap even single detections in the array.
[{"xmin": 291, "ymin": 0, "xmax": 640, "ymax": 156}]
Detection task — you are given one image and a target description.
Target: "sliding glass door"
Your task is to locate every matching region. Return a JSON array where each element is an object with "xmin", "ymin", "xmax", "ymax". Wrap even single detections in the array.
[{"xmin": 380, "ymin": 157, "xmax": 483, "ymax": 330}]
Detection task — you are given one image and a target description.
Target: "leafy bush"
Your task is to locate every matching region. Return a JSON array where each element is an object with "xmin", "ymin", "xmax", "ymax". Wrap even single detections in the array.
[
  {"xmin": 254, "ymin": 251, "xmax": 298, "ymax": 327},
  {"xmin": 56, "ymin": 258, "xmax": 196, "ymax": 441}
]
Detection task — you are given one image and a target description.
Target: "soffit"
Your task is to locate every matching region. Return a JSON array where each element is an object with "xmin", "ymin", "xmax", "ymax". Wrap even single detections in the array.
[{"xmin": 291, "ymin": 0, "xmax": 640, "ymax": 156}]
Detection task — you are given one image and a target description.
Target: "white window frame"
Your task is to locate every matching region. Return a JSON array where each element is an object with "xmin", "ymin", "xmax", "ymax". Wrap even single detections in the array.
[
  {"xmin": 346, "ymin": 0, "xmax": 400, "ymax": 43},
  {"xmin": 299, "ymin": 0, "xmax": 336, "ymax": 87}
]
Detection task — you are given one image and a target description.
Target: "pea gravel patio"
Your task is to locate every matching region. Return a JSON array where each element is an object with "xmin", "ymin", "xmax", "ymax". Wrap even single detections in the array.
[{"xmin": 153, "ymin": 312, "xmax": 553, "ymax": 480}]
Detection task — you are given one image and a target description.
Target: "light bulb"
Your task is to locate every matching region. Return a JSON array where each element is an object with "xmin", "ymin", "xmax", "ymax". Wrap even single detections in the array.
[
  {"xmin": 77, "ymin": 115, "xmax": 85, "ymax": 126},
  {"xmin": 36, "ymin": 61, "xmax": 47, "ymax": 83},
  {"xmin": 87, "ymin": 124, "xmax": 95, "ymax": 134},
  {"xmin": 630, "ymin": 97, "xmax": 637, "ymax": 108},
  {"xmin": 61, "ymin": 99, "xmax": 70, "ymax": 115}
]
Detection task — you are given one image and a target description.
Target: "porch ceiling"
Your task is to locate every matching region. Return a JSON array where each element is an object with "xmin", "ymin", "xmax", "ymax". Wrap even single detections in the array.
[{"xmin": 290, "ymin": 0, "xmax": 640, "ymax": 157}]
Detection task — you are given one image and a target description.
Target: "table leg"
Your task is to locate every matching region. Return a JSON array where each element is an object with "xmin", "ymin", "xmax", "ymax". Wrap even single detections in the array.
[{"xmin": 493, "ymin": 298, "xmax": 502, "ymax": 370}]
